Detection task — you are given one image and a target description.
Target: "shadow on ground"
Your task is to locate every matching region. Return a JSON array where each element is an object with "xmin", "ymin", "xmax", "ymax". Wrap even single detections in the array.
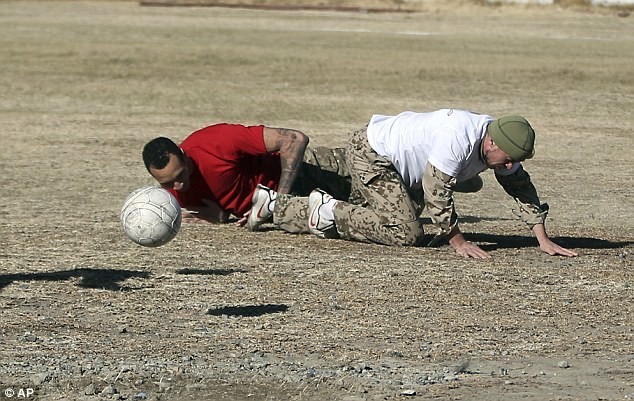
[
  {"xmin": 175, "ymin": 267, "xmax": 250, "ymax": 275},
  {"xmin": 0, "ymin": 268, "xmax": 150, "ymax": 291},
  {"xmin": 207, "ymin": 304, "xmax": 289, "ymax": 317},
  {"xmin": 464, "ymin": 233, "xmax": 632, "ymax": 251}
]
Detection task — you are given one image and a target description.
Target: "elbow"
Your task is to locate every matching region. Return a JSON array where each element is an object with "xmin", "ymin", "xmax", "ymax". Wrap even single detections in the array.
[
  {"xmin": 295, "ymin": 130, "xmax": 309, "ymax": 149},
  {"xmin": 278, "ymin": 129, "xmax": 309, "ymax": 158}
]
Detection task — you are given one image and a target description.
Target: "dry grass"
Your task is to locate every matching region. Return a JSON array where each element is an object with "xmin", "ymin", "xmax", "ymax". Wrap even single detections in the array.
[
  {"xmin": 0, "ymin": 1, "xmax": 632, "ymax": 400},
  {"xmin": 137, "ymin": 0, "xmax": 634, "ymax": 13}
]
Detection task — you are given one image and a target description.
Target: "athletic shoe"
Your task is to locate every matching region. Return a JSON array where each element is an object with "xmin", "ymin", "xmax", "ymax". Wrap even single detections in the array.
[
  {"xmin": 308, "ymin": 189, "xmax": 338, "ymax": 238},
  {"xmin": 247, "ymin": 184, "xmax": 276, "ymax": 231}
]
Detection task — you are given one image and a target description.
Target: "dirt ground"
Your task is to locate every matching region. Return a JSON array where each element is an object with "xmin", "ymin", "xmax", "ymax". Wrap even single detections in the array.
[{"xmin": 0, "ymin": 1, "xmax": 632, "ymax": 400}]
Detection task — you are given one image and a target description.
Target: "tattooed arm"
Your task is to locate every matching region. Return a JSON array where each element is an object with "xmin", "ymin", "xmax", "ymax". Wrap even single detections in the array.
[
  {"xmin": 262, "ymin": 127, "xmax": 309, "ymax": 194},
  {"xmin": 236, "ymin": 127, "xmax": 308, "ymax": 228}
]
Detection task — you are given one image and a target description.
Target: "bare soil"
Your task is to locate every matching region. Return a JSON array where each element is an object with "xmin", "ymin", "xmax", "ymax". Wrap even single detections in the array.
[{"xmin": 0, "ymin": 1, "xmax": 632, "ymax": 400}]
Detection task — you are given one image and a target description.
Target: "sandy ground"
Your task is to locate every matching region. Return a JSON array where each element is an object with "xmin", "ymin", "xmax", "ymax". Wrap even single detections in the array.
[{"xmin": 0, "ymin": 1, "xmax": 632, "ymax": 400}]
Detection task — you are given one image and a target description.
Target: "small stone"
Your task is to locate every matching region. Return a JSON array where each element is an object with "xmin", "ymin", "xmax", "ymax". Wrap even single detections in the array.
[
  {"xmin": 31, "ymin": 372, "xmax": 49, "ymax": 386},
  {"xmin": 100, "ymin": 385, "xmax": 117, "ymax": 395},
  {"xmin": 356, "ymin": 362, "xmax": 369, "ymax": 372},
  {"xmin": 20, "ymin": 334, "xmax": 38, "ymax": 342},
  {"xmin": 157, "ymin": 380, "xmax": 171, "ymax": 392},
  {"xmin": 400, "ymin": 389, "xmax": 417, "ymax": 396},
  {"xmin": 558, "ymin": 361, "xmax": 570, "ymax": 369},
  {"xmin": 84, "ymin": 383, "xmax": 96, "ymax": 395}
]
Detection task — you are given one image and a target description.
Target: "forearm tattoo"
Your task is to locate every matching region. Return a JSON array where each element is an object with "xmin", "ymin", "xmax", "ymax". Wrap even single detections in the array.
[{"xmin": 276, "ymin": 128, "xmax": 308, "ymax": 194}]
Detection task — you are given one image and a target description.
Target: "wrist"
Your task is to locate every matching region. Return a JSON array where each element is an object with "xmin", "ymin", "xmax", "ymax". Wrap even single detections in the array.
[
  {"xmin": 531, "ymin": 223, "xmax": 549, "ymax": 241},
  {"xmin": 447, "ymin": 226, "xmax": 467, "ymax": 248}
]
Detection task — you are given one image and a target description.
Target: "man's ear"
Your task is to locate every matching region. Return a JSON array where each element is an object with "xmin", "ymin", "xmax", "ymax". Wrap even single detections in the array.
[
  {"xmin": 183, "ymin": 151, "xmax": 193, "ymax": 171},
  {"xmin": 489, "ymin": 136, "xmax": 498, "ymax": 150},
  {"xmin": 483, "ymin": 133, "xmax": 496, "ymax": 152}
]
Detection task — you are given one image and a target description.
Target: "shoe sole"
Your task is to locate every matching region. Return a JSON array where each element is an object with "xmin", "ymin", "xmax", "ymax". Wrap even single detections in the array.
[
  {"xmin": 308, "ymin": 192, "xmax": 336, "ymax": 238},
  {"xmin": 247, "ymin": 189, "xmax": 271, "ymax": 231}
]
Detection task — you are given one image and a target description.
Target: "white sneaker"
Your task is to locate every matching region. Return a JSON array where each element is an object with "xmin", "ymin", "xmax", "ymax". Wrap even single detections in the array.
[
  {"xmin": 308, "ymin": 189, "xmax": 338, "ymax": 238},
  {"xmin": 247, "ymin": 184, "xmax": 276, "ymax": 231}
]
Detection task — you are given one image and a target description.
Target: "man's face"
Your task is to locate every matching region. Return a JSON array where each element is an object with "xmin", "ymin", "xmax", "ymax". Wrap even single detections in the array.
[
  {"xmin": 483, "ymin": 136, "xmax": 516, "ymax": 171},
  {"xmin": 149, "ymin": 152, "xmax": 190, "ymax": 192}
]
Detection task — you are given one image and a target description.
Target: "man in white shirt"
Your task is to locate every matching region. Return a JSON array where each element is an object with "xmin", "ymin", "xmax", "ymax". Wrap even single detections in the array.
[{"xmin": 305, "ymin": 109, "xmax": 577, "ymax": 258}]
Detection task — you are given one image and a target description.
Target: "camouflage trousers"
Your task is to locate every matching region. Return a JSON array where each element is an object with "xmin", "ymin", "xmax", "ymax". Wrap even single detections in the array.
[
  {"xmin": 273, "ymin": 146, "xmax": 351, "ymax": 233},
  {"xmin": 274, "ymin": 129, "xmax": 483, "ymax": 243},
  {"xmin": 331, "ymin": 127, "xmax": 427, "ymax": 246}
]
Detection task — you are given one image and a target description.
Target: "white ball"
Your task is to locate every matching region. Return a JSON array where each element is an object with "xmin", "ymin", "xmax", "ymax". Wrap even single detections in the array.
[{"xmin": 120, "ymin": 186, "xmax": 182, "ymax": 247}]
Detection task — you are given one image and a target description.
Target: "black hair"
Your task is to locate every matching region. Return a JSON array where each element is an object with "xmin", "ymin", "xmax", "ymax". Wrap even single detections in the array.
[{"xmin": 142, "ymin": 137, "xmax": 184, "ymax": 172}]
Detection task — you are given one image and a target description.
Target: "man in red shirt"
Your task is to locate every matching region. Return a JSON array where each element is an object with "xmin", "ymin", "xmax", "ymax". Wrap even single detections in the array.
[{"xmin": 142, "ymin": 123, "xmax": 350, "ymax": 229}]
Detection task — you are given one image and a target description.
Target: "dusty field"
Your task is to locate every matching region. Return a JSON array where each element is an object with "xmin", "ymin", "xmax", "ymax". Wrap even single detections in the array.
[{"xmin": 0, "ymin": 1, "xmax": 632, "ymax": 400}]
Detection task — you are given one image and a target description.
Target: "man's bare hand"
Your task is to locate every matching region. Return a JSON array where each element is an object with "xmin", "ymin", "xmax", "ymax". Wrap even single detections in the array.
[
  {"xmin": 453, "ymin": 240, "xmax": 491, "ymax": 259},
  {"xmin": 538, "ymin": 238, "xmax": 579, "ymax": 257},
  {"xmin": 447, "ymin": 225, "xmax": 491, "ymax": 259},
  {"xmin": 235, "ymin": 210, "xmax": 250, "ymax": 227},
  {"xmin": 532, "ymin": 224, "xmax": 579, "ymax": 257},
  {"xmin": 182, "ymin": 198, "xmax": 230, "ymax": 224},
  {"xmin": 181, "ymin": 210, "xmax": 209, "ymax": 224}
]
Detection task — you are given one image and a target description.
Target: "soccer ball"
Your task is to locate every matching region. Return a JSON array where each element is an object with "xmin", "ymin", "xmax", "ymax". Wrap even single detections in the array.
[{"xmin": 120, "ymin": 186, "xmax": 182, "ymax": 247}]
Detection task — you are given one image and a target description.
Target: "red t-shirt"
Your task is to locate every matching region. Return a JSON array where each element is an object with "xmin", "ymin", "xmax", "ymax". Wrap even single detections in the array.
[{"xmin": 167, "ymin": 124, "xmax": 281, "ymax": 216}]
